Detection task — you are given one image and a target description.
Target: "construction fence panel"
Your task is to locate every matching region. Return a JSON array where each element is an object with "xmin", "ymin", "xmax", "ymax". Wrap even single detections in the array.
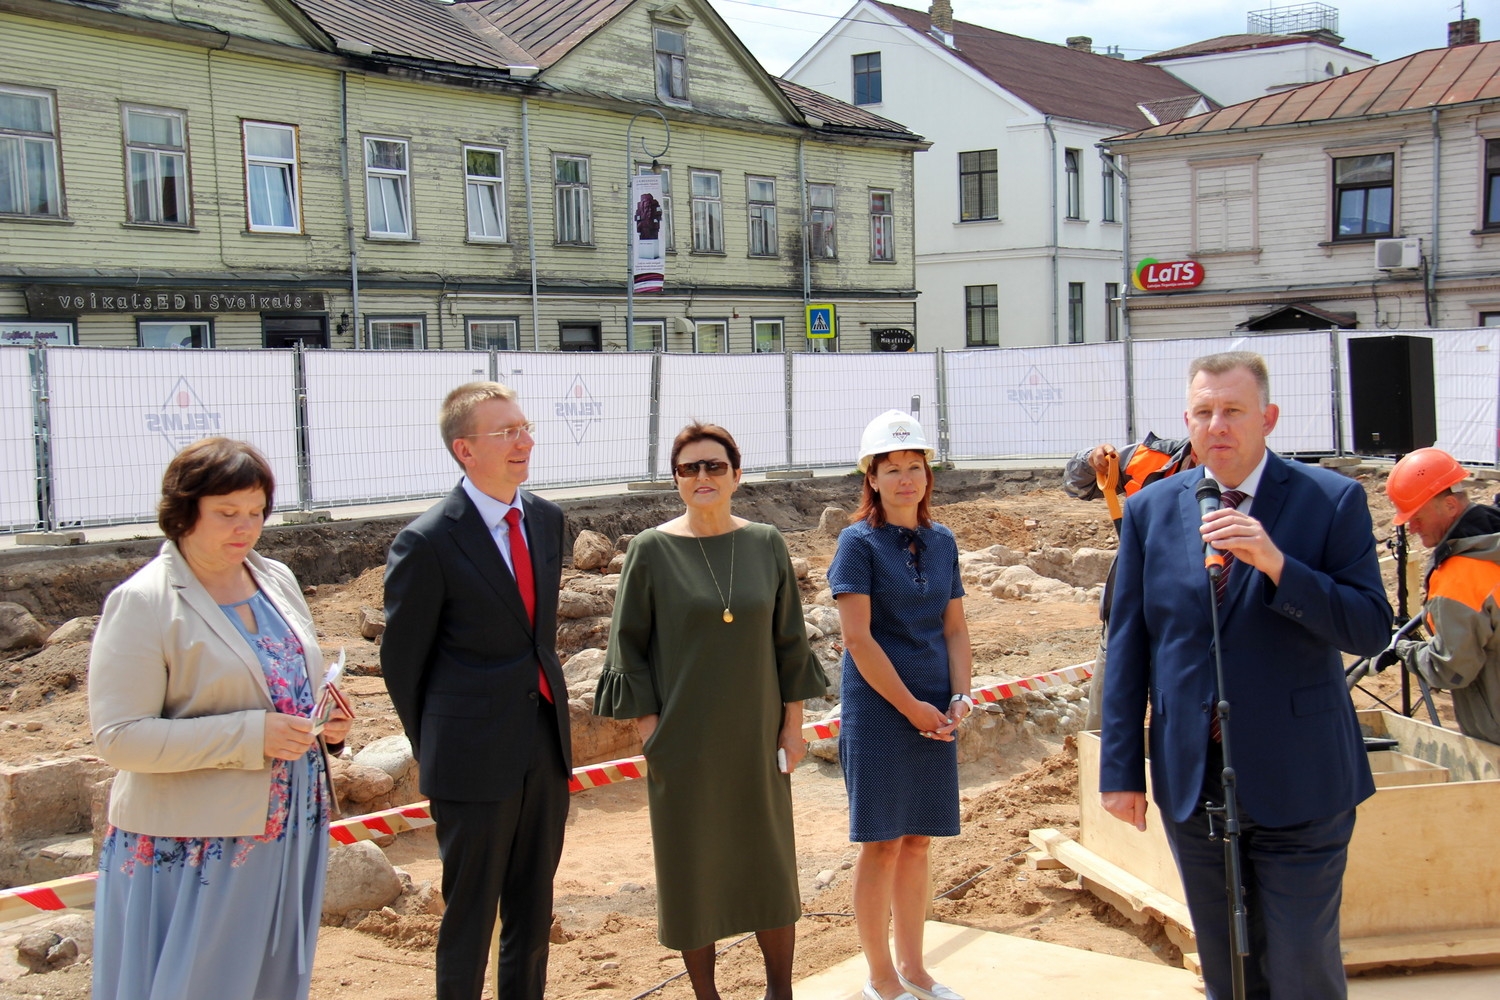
[
  {"xmin": 657, "ymin": 353, "xmax": 785, "ymax": 476},
  {"xmin": 1130, "ymin": 333, "xmax": 1333, "ymax": 454},
  {"xmin": 500, "ymin": 351, "xmax": 653, "ymax": 488},
  {"xmin": 304, "ymin": 350, "xmax": 490, "ymax": 505},
  {"xmin": 944, "ymin": 342, "xmax": 1127, "ymax": 460},
  {"xmin": 46, "ymin": 348, "xmax": 299, "ymax": 526},
  {"xmin": 790, "ymin": 353, "xmax": 938, "ymax": 469},
  {"xmin": 1339, "ymin": 329, "xmax": 1499, "ymax": 465},
  {"xmin": 0, "ymin": 348, "xmax": 39, "ymax": 532}
]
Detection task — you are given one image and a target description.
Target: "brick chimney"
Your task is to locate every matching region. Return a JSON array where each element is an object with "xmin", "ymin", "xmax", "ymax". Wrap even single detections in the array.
[
  {"xmin": 1449, "ymin": 18, "xmax": 1480, "ymax": 47},
  {"xmin": 929, "ymin": 0, "xmax": 953, "ymax": 35},
  {"xmin": 1066, "ymin": 36, "xmax": 1093, "ymax": 53}
]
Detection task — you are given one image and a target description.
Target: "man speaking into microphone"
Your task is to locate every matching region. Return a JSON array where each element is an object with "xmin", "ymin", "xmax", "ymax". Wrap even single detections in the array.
[{"xmin": 1098, "ymin": 351, "xmax": 1391, "ymax": 999}]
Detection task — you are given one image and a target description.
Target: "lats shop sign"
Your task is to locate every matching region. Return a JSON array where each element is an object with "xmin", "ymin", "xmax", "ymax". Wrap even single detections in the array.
[{"xmin": 26, "ymin": 285, "xmax": 325, "ymax": 316}]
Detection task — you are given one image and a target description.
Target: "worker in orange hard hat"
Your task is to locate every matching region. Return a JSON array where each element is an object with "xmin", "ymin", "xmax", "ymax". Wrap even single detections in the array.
[{"xmin": 1381, "ymin": 448, "xmax": 1500, "ymax": 745}]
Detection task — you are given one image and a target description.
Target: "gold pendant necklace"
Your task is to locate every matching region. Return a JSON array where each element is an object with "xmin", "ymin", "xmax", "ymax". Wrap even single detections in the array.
[{"xmin": 696, "ymin": 531, "xmax": 735, "ymax": 623}]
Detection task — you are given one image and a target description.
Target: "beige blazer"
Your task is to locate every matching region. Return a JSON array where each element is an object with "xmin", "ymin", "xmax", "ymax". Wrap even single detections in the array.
[{"xmin": 89, "ymin": 541, "xmax": 325, "ymax": 837}]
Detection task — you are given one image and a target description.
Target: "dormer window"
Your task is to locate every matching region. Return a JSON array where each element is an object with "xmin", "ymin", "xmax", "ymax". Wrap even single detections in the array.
[{"xmin": 655, "ymin": 28, "xmax": 688, "ymax": 102}]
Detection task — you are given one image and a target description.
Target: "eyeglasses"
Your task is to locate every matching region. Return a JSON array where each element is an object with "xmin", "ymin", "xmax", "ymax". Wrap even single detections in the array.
[
  {"xmin": 466, "ymin": 422, "xmax": 535, "ymax": 442},
  {"xmin": 674, "ymin": 459, "xmax": 731, "ymax": 478}
]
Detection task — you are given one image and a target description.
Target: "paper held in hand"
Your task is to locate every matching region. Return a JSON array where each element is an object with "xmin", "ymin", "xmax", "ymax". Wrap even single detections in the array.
[{"xmin": 311, "ymin": 648, "xmax": 353, "ymax": 736}]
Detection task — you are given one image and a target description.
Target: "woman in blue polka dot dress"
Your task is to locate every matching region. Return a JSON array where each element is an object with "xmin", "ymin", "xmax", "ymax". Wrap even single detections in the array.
[{"xmin": 828, "ymin": 411, "xmax": 974, "ymax": 1000}]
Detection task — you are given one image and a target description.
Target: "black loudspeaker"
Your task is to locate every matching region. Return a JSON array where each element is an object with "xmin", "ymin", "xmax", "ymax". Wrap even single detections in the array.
[{"xmin": 1347, "ymin": 335, "xmax": 1436, "ymax": 456}]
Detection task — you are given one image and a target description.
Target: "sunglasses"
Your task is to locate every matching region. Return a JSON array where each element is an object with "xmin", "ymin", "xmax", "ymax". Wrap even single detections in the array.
[{"xmin": 674, "ymin": 459, "xmax": 732, "ymax": 478}]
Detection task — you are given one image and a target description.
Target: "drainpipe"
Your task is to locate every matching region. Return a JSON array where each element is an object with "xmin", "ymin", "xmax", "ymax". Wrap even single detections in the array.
[
  {"xmin": 1102, "ymin": 148, "xmax": 1135, "ymax": 441},
  {"xmin": 523, "ymin": 97, "xmax": 540, "ymax": 350},
  {"xmin": 340, "ymin": 72, "xmax": 362, "ymax": 347},
  {"xmin": 799, "ymin": 138, "xmax": 811, "ymax": 314},
  {"xmin": 1426, "ymin": 108, "xmax": 1440, "ymax": 327},
  {"xmin": 1044, "ymin": 115, "xmax": 1059, "ymax": 345}
]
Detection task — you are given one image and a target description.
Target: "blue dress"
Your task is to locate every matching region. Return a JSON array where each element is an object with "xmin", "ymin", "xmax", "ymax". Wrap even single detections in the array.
[
  {"xmin": 93, "ymin": 591, "xmax": 329, "ymax": 1000},
  {"xmin": 828, "ymin": 520, "xmax": 965, "ymax": 842}
]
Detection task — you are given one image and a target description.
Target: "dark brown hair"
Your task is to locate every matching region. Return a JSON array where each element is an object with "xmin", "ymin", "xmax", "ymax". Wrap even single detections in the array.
[
  {"xmin": 852, "ymin": 450, "xmax": 934, "ymax": 528},
  {"xmin": 157, "ymin": 437, "xmax": 275, "ymax": 541},
  {"xmin": 670, "ymin": 422, "xmax": 742, "ymax": 473}
]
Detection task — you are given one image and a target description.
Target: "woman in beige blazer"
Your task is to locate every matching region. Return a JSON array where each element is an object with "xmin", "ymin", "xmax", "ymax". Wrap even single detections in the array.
[{"xmin": 88, "ymin": 437, "xmax": 350, "ymax": 1000}]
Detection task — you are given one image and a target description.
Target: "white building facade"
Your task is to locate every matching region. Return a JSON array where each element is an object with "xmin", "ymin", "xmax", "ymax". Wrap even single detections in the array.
[
  {"xmin": 786, "ymin": 2, "xmax": 1208, "ymax": 350},
  {"xmin": 1142, "ymin": 31, "xmax": 1377, "ymax": 108}
]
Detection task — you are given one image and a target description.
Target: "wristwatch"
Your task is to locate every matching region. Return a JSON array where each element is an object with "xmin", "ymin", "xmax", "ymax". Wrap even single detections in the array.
[{"xmin": 950, "ymin": 693, "xmax": 975, "ymax": 711}]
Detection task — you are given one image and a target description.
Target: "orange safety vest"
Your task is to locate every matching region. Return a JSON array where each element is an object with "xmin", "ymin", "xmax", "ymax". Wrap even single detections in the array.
[{"xmin": 1121, "ymin": 445, "xmax": 1182, "ymax": 496}]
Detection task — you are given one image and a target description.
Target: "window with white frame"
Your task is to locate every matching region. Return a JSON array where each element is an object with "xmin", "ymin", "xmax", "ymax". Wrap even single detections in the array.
[
  {"xmin": 1192, "ymin": 158, "xmax": 1257, "ymax": 254},
  {"xmin": 654, "ymin": 27, "xmax": 689, "ymax": 102},
  {"xmin": 1105, "ymin": 282, "xmax": 1121, "ymax": 342},
  {"xmin": 747, "ymin": 175, "xmax": 776, "ymax": 256},
  {"xmin": 691, "ymin": 170, "xmax": 722, "ymax": 252},
  {"xmin": 139, "ymin": 320, "xmax": 211, "ymax": 348},
  {"xmin": 1101, "ymin": 153, "xmax": 1118, "ymax": 222},
  {"xmin": 1067, "ymin": 282, "xmax": 1085, "ymax": 343},
  {"xmin": 752, "ymin": 319, "xmax": 783, "ymax": 353},
  {"xmin": 958, "ymin": 149, "xmax": 996, "ymax": 222},
  {"xmin": 638, "ymin": 163, "xmax": 674, "ymax": 251},
  {"xmin": 695, "ymin": 318, "xmax": 727, "ymax": 353},
  {"xmin": 367, "ymin": 317, "xmax": 424, "ymax": 350},
  {"xmin": 124, "ymin": 106, "xmax": 188, "ymax": 225},
  {"xmin": 1064, "ymin": 149, "xmax": 1082, "ymax": 220},
  {"xmin": 464, "ymin": 146, "xmax": 506, "ymax": 241},
  {"xmin": 365, "ymin": 137, "xmax": 411, "ymax": 238},
  {"xmin": 965, "ymin": 285, "xmax": 997, "ymax": 346},
  {"xmin": 467, "ymin": 317, "xmax": 517, "ymax": 350},
  {"xmin": 809, "ymin": 183, "xmax": 836, "ymax": 259},
  {"xmin": 1484, "ymin": 139, "xmax": 1500, "ymax": 230},
  {"xmin": 869, "ymin": 189, "xmax": 894, "ymax": 261},
  {"xmin": 554, "ymin": 154, "xmax": 591, "ymax": 244},
  {"xmin": 853, "ymin": 52, "xmax": 881, "ymax": 105},
  {"xmin": 243, "ymin": 121, "xmax": 300, "ymax": 232},
  {"xmin": 0, "ymin": 85, "xmax": 61, "ymax": 217},
  {"xmin": 1332, "ymin": 152, "xmax": 1393, "ymax": 238}
]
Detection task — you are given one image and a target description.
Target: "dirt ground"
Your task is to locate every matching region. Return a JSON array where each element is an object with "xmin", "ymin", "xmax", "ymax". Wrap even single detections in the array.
[{"xmin": 0, "ymin": 466, "xmax": 1460, "ymax": 999}]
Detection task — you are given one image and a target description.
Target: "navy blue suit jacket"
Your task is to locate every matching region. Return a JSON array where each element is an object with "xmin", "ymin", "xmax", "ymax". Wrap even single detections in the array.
[{"xmin": 1099, "ymin": 452, "xmax": 1391, "ymax": 827}]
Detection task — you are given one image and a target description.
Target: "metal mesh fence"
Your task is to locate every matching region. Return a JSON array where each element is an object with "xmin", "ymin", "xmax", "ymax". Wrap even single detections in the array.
[{"xmin": 5, "ymin": 331, "xmax": 1497, "ymax": 534}]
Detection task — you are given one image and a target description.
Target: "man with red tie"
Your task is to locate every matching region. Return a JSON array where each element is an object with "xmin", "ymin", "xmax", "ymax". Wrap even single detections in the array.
[{"xmin": 383, "ymin": 382, "xmax": 570, "ymax": 1000}]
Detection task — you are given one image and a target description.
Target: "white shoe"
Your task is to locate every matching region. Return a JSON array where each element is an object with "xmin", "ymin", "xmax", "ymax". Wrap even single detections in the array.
[
  {"xmin": 897, "ymin": 974, "xmax": 964, "ymax": 1000},
  {"xmin": 863, "ymin": 982, "xmax": 918, "ymax": 1000}
]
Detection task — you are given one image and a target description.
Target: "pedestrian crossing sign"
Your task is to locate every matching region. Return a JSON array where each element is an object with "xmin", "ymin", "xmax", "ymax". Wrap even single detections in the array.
[{"xmin": 806, "ymin": 303, "xmax": 836, "ymax": 339}]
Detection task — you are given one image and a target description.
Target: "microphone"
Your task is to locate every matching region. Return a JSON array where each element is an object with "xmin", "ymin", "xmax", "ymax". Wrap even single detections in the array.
[{"xmin": 1195, "ymin": 478, "xmax": 1225, "ymax": 577}]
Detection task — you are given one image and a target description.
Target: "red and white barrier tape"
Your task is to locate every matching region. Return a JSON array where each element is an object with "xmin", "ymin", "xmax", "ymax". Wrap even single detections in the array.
[{"xmin": 0, "ymin": 662, "xmax": 1093, "ymax": 923}]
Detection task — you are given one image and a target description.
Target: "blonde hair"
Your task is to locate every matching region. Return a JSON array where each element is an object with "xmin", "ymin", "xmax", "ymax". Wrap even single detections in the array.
[
  {"xmin": 1188, "ymin": 351, "xmax": 1270, "ymax": 407},
  {"xmin": 440, "ymin": 382, "xmax": 518, "ymax": 465}
]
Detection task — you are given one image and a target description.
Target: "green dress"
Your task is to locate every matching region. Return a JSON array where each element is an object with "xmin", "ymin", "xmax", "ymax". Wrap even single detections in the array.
[{"xmin": 594, "ymin": 522, "xmax": 827, "ymax": 951}]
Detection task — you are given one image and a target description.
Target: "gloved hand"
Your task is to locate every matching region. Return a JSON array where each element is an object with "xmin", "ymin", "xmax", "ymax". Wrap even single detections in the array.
[{"xmin": 1371, "ymin": 647, "xmax": 1402, "ymax": 673}]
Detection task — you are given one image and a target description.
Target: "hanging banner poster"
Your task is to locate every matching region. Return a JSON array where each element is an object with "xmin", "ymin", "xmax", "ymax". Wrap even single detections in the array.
[{"xmin": 631, "ymin": 173, "xmax": 665, "ymax": 294}]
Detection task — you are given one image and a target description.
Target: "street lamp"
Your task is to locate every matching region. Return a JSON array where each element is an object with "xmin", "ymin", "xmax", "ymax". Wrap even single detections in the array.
[{"xmin": 625, "ymin": 109, "xmax": 670, "ymax": 352}]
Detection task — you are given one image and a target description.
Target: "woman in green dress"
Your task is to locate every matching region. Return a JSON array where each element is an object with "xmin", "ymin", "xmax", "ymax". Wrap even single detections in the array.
[{"xmin": 595, "ymin": 421, "xmax": 827, "ymax": 1000}]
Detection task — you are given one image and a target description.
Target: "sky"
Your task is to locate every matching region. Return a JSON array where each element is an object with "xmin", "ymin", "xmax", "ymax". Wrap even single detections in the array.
[{"xmin": 707, "ymin": 0, "xmax": 1495, "ymax": 76}]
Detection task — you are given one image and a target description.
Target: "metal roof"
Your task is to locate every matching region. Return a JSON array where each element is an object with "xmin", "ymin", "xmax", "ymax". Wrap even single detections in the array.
[
  {"xmin": 871, "ymin": 1, "xmax": 1210, "ymax": 131},
  {"xmin": 1115, "ymin": 40, "xmax": 1500, "ymax": 141}
]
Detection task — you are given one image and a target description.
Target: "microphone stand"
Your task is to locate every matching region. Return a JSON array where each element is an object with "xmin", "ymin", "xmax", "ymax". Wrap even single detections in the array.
[{"xmin": 1203, "ymin": 553, "xmax": 1250, "ymax": 1000}]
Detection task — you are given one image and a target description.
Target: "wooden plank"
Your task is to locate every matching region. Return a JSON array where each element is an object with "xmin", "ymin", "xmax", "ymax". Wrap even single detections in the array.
[{"xmin": 1342, "ymin": 929, "xmax": 1500, "ymax": 973}]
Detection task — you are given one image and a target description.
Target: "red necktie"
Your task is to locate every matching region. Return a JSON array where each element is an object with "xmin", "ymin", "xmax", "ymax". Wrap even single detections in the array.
[
  {"xmin": 1210, "ymin": 488, "xmax": 1246, "ymax": 742},
  {"xmin": 504, "ymin": 507, "xmax": 552, "ymax": 703}
]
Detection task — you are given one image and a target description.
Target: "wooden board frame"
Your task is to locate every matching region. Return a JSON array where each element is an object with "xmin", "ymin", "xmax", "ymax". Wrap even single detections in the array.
[{"xmin": 1068, "ymin": 713, "xmax": 1500, "ymax": 969}]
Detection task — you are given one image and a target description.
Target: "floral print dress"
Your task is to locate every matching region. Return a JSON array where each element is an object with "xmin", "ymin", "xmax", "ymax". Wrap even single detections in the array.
[{"xmin": 93, "ymin": 590, "xmax": 330, "ymax": 1000}]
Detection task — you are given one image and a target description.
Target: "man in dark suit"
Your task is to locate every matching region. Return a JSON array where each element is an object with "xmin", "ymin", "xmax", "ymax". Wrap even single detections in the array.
[
  {"xmin": 1099, "ymin": 351, "xmax": 1391, "ymax": 999},
  {"xmin": 382, "ymin": 382, "xmax": 570, "ymax": 1000}
]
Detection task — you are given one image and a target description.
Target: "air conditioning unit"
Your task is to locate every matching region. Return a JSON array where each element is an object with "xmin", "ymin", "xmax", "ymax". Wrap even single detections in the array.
[{"xmin": 1374, "ymin": 237, "xmax": 1421, "ymax": 271}]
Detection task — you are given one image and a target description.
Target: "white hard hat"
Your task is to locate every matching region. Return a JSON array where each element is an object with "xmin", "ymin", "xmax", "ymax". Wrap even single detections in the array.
[{"xmin": 857, "ymin": 410, "xmax": 933, "ymax": 473}]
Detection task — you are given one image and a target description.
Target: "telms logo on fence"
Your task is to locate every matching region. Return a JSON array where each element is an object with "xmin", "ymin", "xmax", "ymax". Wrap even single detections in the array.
[
  {"xmin": 145, "ymin": 377, "xmax": 224, "ymax": 449},
  {"xmin": 556, "ymin": 375, "xmax": 601, "ymax": 443},
  {"xmin": 1006, "ymin": 366, "xmax": 1060, "ymax": 423}
]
